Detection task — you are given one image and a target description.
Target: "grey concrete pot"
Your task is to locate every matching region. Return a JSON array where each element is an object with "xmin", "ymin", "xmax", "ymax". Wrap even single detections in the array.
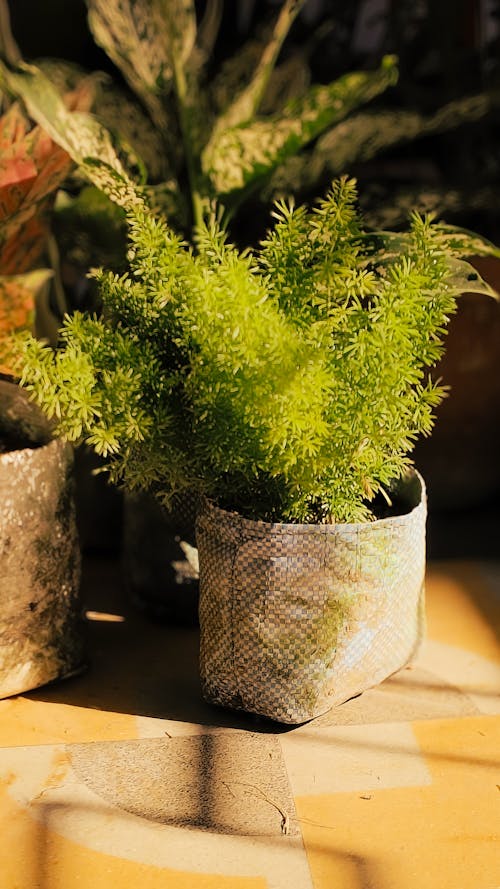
[{"xmin": 0, "ymin": 379, "xmax": 84, "ymax": 698}]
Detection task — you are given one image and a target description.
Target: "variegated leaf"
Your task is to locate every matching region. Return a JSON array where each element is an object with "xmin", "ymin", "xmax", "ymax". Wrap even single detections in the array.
[
  {"xmin": 192, "ymin": 0, "xmax": 223, "ymax": 72},
  {"xmin": 212, "ymin": 0, "xmax": 306, "ymax": 133},
  {"xmin": 365, "ymin": 231, "xmax": 500, "ymax": 297},
  {"xmin": 211, "ymin": 23, "xmax": 309, "ymax": 119},
  {"xmin": 445, "ymin": 258, "xmax": 500, "ymax": 298},
  {"xmin": 36, "ymin": 58, "xmax": 91, "ymax": 94},
  {"xmin": 308, "ymin": 94, "xmax": 494, "ymax": 187},
  {"xmin": 360, "ymin": 185, "xmax": 500, "ymax": 231},
  {"xmin": 92, "ymin": 77, "xmax": 175, "ymax": 183},
  {"xmin": 87, "ymin": 0, "xmax": 195, "ymax": 133},
  {"xmin": 203, "ymin": 55, "xmax": 398, "ymax": 198},
  {"xmin": 38, "ymin": 59, "xmax": 176, "ymax": 183},
  {"xmin": 158, "ymin": 0, "xmax": 197, "ymax": 66},
  {"xmin": 210, "ymin": 23, "xmax": 274, "ymax": 116},
  {"xmin": 434, "ymin": 225, "xmax": 500, "ymax": 260},
  {"xmin": 0, "ymin": 63, "xmax": 145, "ymax": 212},
  {"xmin": 259, "ymin": 52, "xmax": 310, "ymax": 115},
  {"xmin": 0, "ymin": 268, "xmax": 52, "ymax": 373},
  {"xmin": 0, "ymin": 74, "xmax": 100, "ymax": 274}
]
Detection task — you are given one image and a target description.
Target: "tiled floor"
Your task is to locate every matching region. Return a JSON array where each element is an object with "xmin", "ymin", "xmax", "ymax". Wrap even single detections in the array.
[{"xmin": 0, "ymin": 557, "xmax": 499, "ymax": 888}]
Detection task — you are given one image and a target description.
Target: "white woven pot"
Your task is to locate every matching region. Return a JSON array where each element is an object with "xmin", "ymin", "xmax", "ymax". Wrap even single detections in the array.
[{"xmin": 197, "ymin": 470, "xmax": 426, "ymax": 724}]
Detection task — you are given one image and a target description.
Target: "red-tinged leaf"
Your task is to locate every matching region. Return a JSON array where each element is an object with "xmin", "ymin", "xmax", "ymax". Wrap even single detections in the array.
[
  {"xmin": 0, "ymin": 212, "xmax": 50, "ymax": 274},
  {"xmin": 0, "ymin": 103, "xmax": 29, "ymax": 147},
  {"xmin": 0, "ymin": 63, "xmax": 143, "ymax": 212},
  {"xmin": 0, "ymin": 268, "xmax": 52, "ymax": 373},
  {"xmin": 0, "ymin": 77, "xmax": 99, "ymax": 275},
  {"xmin": 0, "ymin": 153, "xmax": 37, "ymax": 189},
  {"xmin": 23, "ymin": 130, "xmax": 73, "ymax": 206},
  {"xmin": 0, "ymin": 276, "xmax": 35, "ymax": 332}
]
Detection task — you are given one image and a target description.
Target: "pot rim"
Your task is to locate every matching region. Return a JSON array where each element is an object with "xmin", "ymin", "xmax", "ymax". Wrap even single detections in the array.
[{"xmin": 198, "ymin": 468, "xmax": 426, "ymax": 536}]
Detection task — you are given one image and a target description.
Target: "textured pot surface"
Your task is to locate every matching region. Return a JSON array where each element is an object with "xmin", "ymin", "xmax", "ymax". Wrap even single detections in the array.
[
  {"xmin": 197, "ymin": 471, "xmax": 426, "ymax": 724},
  {"xmin": 0, "ymin": 381, "xmax": 84, "ymax": 698}
]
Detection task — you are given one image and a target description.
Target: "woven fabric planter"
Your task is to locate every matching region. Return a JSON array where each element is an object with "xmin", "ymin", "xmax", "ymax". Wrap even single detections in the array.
[
  {"xmin": 197, "ymin": 470, "xmax": 426, "ymax": 724},
  {"xmin": 0, "ymin": 380, "xmax": 84, "ymax": 699}
]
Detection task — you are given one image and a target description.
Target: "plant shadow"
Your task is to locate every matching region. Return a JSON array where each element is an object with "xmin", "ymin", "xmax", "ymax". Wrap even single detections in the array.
[{"xmin": 26, "ymin": 554, "xmax": 500, "ymax": 735}]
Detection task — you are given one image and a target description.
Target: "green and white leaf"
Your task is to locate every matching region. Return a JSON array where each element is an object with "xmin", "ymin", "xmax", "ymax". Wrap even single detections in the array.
[
  {"xmin": 36, "ymin": 58, "xmax": 98, "ymax": 93},
  {"xmin": 38, "ymin": 58, "xmax": 177, "ymax": 183},
  {"xmin": 267, "ymin": 93, "xmax": 497, "ymax": 196},
  {"xmin": 92, "ymin": 76, "xmax": 176, "ymax": 182},
  {"xmin": 86, "ymin": 0, "xmax": 195, "ymax": 133},
  {"xmin": 158, "ymin": 0, "xmax": 197, "ymax": 66},
  {"xmin": 444, "ymin": 257, "xmax": 499, "ymax": 299},
  {"xmin": 361, "ymin": 184, "xmax": 500, "ymax": 231},
  {"xmin": 432, "ymin": 224, "xmax": 500, "ymax": 260},
  {"xmin": 0, "ymin": 62, "xmax": 145, "ymax": 212},
  {"xmin": 369, "ymin": 227, "xmax": 499, "ymax": 297},
  {"xmin": 211, "ymin": 0, "xmax": 306, "ymax": 134},
  {"xmin": 202, "ymin": 55, "xmax": 398, "ymax": 198},
  {"xmin": 191, "ymin": 0, "xmax": 223, "ymax": 72}
]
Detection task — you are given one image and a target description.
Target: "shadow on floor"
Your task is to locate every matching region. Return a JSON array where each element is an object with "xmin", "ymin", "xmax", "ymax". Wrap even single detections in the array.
[{"xmin": 25, "ymin": 553, "xmax": 499, "ymax": 733}]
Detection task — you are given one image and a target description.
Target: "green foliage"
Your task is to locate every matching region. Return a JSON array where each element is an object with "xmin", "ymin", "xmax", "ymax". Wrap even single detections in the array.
[
  {"xmin": 0, "ymin": 0, "xmax": 399, "ymax": 232},
  {"xmin": 0, "ymin": 80, "xmax": 100, "ymax": 369},
  {"xmin": 14, "ymin": 178, "xmax": 500, "ymax": 523},
  {"xmin": 265, "ymin": 93, "xmax": 498, "ymax": 202},
  {"xmin": 2, "ymin": 0, "xmax": 500, "ymax": 240}
]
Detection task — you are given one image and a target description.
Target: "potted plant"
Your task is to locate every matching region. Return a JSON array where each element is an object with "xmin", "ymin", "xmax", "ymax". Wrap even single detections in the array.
[
  {"xmin": 0, "ymin": 0, "xmax": 401, "ymax": 615},
  {"xmin": 6, "ymin": 0, "xmax": 500, "ymax": 609},
  {"xmin": 12, "ymin": 177, "xmax": 499, "ymax": 721}
]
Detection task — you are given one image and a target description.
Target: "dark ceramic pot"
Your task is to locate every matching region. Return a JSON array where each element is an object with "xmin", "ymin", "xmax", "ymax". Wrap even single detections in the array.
[{"xmin": 122, "ymin": 490, "xmax": 199, "ymax": 626}]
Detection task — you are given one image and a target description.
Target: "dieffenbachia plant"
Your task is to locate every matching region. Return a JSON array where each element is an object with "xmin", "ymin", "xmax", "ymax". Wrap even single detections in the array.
[
  {"xmin": 0, "ymin": 0, "xmax": 399, "ymax": 228},
  {"xmin": 2, "ymin": 0, "xmax": 499, "ymax": 236}
]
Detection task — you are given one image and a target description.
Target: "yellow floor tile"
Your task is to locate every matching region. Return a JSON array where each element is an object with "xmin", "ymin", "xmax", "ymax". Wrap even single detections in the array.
[
  {"xmin": 0, "ymin": 781, "xmax": 267, "ymax": 889},
  {"xmin": 0, "ymin": 697, "xmax": 139, "ymax": 747},
  {"xmin": 296, "ymin": 715, "xmax": 500, "ymax": 889},
  {"xmin": 426, "ymin": 563, "xmax": 500, "ymax": 661}
]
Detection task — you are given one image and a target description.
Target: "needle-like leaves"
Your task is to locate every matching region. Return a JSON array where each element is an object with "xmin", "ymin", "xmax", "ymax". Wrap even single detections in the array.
[{"xmin": 13, "ymin": 178, "xmax": 500, "ymax": 523}]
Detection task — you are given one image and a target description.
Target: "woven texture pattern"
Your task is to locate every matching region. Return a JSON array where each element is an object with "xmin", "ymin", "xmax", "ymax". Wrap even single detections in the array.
[{"xmin": 197, "ymin": 472, "xmax": 426, "ymax": 724}]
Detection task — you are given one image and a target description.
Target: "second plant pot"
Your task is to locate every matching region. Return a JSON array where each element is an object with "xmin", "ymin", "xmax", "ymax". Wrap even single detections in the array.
[{"xmin": 122, "ymin": 490, "xmax": 199, "ymax": 625}]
